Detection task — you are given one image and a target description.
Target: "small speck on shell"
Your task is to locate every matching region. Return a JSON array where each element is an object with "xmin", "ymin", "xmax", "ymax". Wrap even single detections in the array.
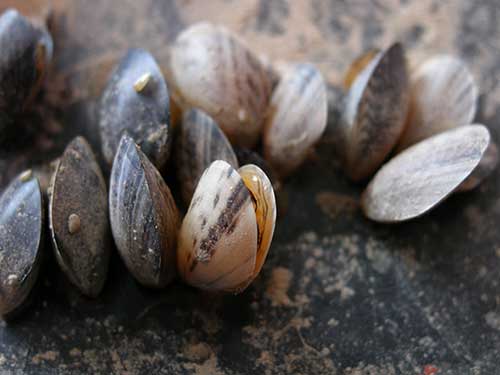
[
  {"xmin": 67, "ymin": 214, "xmax": 81, "ymax": 234},
  {"xmin": 20, "ymin": 170, "xmax": 33, "ymax": 182},
  {"xmin": 134, "ymin": 72, "xmax": 152, "ymax": 93}
]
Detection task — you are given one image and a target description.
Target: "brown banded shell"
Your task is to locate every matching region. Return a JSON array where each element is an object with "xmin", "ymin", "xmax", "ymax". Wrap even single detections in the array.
[
  {"xmin": 397, "ymin": 55, "xmax": 478, "ymax": 150},
  {"xmin": 175, "ymin": 108, "xmax": 238, "ymax": 206},
  {"xmin": 48, "ymin": 137, "xmax": 111, "ymax": 297},
  {"xmin": 177, "ymin": 160, "xmax": 276, "ymax": 293},
  {"xmin": 341, "ymin": 43, "xmax": 410, "ymax": 181},
  {"xmin": 263, "ymin": 63, "xmax": 327, "ymax": 178},
  {"xmin": 109, "ymin": 134, "xmax": 179, "ymax": 288},
  {"xmin": 99, "ymin": 49, "xmax": 171, "ymax": 169},
  {"xmin": 169, "ymin": 22, "xmax": 273, "ymax": 148},
  {"xmin": 457, "ymin": 140, "xmax": 498, "ymax": 192},
  {"xmin": 0, "ymin": 8, "xmax": 53, "ymax": 138},
  {"xmin": 361, "ymin": 125, "xmax": 490, "ymax": 223},
  {"xmin": 0, "ymin": 170, "xmax": 44, "ymax": 317},
  {"xmin": 343, "ymin": 49, "xmax": 380, "ymax": 90}
]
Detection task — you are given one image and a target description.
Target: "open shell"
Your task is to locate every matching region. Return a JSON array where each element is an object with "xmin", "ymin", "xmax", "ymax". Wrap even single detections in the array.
[
  {"xmin": 177, "ymin": 160, "xmax": 276, "ymax": 293},
  {"xmin": 341, "ymin": 43, "xmax": 410, "ymax": 181},
  {"xmin": 109, "ymin": 134, "xmax": 179, "ymax": 288},
  {"xmin": 169, "ymin": 22, "xmax": 273, "ymax": 148},
  {"xmin": 0, "ymin": 8, "xmax": 53, "ymax": 138},
  {"xmin": 99, "ymin": 49, "xmax": 171, "ymax": 169},
  {"xmin": 263, "ymin": 63, "xmax": 327, "ymax": 178},
  {"xmin": 49, "ymin": 137, "xmax": 111, "ymax": 297},
  {"xmin": 397, "ymin": 55, "xmax": 478, "ymax": 150},
  {"xmin": 361, "ymin": 125, "xmax": 490, "ymax": 223},
  {"xmin": 0, "ymin": 170, "xmax": 44, "ymax": 317},
  {"xmin": 175, "ymin": 108, "xmax": 238, "ymax": 206}
]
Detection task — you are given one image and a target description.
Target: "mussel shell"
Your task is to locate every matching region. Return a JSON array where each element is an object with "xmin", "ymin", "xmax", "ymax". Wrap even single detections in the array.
[
  {"xmin": 397, "ymin": 55, "xmax": 478, "ymax": 150},
  {"xmin": 343, "ymin": 49, "xmax": 380, "ymax": 90},
  {"xmin": 263, "ymin": 63, "xmax": 327, "ymax": 177},
  {"xmin": 48, "ymin": 137, "xmax": 111, "ymax": 297},
  {"xmin": 177, "ymin": 160, "xmax": 257, "ymax": 293},
  {"xmin": 238, "ymin": 164, "xmax": 276, "ymax": 286},
  {"xmin": 170, "ymin": 22, "xmax": 272, "ymax": 148},
  {"xmin": 0, "ymin": 8, "xmax": 53, "ymax": 137},
  {"xmin": 175, "ymin": 108, "xmax": 238, "ymax": 206},
  {"xmin": 457, "ymin": 140, "xmax": 498, "ymax": 192},
  {"xmin": 99, "ymin": 49, "xmax": 171, "ymax": 169},
  {"xmin": 109, "ymin": 134, "xmax": 179, "ymax": 288},
  {"xmin": 361, "ymin": 125, "xmax": 490, "ymax": 223},
  {"xmin": 341, "ymin": 43, "xmax": 410, "ymax": 181},
  {"xmin": 0, "ymin": 170, "xmax": 44, "ymax": 316}
]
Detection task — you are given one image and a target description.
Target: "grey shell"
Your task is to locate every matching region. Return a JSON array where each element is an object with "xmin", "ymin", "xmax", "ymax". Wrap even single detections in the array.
[
  {"xmin": 109, "ymin": 134, "xmax": 179, "ymax": 288},
  {"xmin": 0, "ymin": 171, "xmax": 44, "ymax": 316},
  {"xmin": 49, "ymin": 137, "xmax": 111, "ymax": 297},
  {"xmin": 99, "ymin": 49, "xmax": 171, "ymax": 169}
]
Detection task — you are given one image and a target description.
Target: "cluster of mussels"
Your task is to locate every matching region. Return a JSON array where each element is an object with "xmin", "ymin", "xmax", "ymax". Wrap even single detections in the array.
[
  {"xmin": 339, "ymin": 44, "xmax": 496, "ymax": 222},
  {"xmin": 0, "ymin": 11, "xmax": 329, "ymax": 318}
]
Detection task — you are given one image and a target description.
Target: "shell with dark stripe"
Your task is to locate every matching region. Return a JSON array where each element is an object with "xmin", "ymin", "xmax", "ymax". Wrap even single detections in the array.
[
  {"xmin": 263, "ymin": 63, "xmax": 327, "ymax": 177},
  {"xmin": 109, "ymin": 134, "xmax": 179, "ymax": 288},
  {"xmin": 397, "ymin": 55, "xmax": 478, "ymax": 151},
  {"xmin": 341, "ymin": 43, "xmax": 410, "ymax": 181},
  {"xmin": 177, "ymin": 160, "xmax": 259, "ymax": 293},
  {"xmin": 175, "ymin": 108, "xmax": 238, "ymax": 206},
  {"xmin": 170, "ymin": 22, "xmax": 273, "ymax": 148}
]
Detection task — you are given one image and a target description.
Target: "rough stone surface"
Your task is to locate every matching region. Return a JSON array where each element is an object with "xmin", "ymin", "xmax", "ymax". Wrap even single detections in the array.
[{"xmin": 0, "ymin": 0, "xmax": 499, "ymax": 374}]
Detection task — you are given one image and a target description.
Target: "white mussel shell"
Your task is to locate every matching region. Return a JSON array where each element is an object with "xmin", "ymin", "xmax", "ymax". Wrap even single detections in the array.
[
  {"xmin": 263, "ymin": 63, "xmax": 327, "ymax": 178},
  {"xmin": 398, "ymin": 55, "xmax": 478, "ymax": 150},
  {"xmin": 362, "ymin": 125, "xmax": 490, "ymax": 223},
  {"xmin": 169, "ymin": 22, "xmax": 273, "ymax": 148}
]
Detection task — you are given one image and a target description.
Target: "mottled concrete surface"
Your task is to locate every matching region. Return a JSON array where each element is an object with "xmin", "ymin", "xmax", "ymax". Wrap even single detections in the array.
[{"xmin": 0, "ymin": 0, "xmax": 500, "ymax": 374}]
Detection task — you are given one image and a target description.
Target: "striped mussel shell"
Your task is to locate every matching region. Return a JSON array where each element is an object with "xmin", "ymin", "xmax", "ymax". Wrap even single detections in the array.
[
  {"xmin": 457, "ymin": 140, "xmax": 498, "ymax": 192},
  {"xmin": 109, "ymin": 134, "xmax": 179, "ymax": 288},
  {"xmin": 99, "ymin": 49, "xmax": 171, "ymax": 169},
  {"xmin": 397, "ymin": 55, "xmax": 478, "ymax": 150},
  {"xmin": 48, "ymin": 137, "xmax": 111, "ymax": 297},
  {"xmin": 169, "ymin": 22, "xmax": 273, "ymax": 148},
  {"xmin": 340, "ymin": 43, "xmax": 410, "ymax": 181},
  {"xmin": 175, "ymin": 108, "xmax": 238, "ymax": 206},
  {"xmin": 263, "ymin": 63, "xmax": 328, "ymax": 178},
  {"xmin": 361, "ymin": 125, "xmax": 490, "ymax": 223},
  {"xmin": 0, "ymin": 8, "xmax": 53, "ymax": 138},
  {"xmin": 0, "ymin": 170, "xmax": 44, "ymax": 318},
  {"xmin": 177, "ymin": 160, "xmax": 276, "ymax": 293}
]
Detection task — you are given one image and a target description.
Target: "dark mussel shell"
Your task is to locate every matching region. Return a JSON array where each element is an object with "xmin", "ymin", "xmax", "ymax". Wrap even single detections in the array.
[
  {"xmin": 48, "ymin": 137, "xmax": 111, "ymax": 297},
  {"xmin": 99, "ymin": 49, "xmax": 171, "ymax": 169},
  {"xmin": 109, "ymin": 134, "xmax": 179, "ymax": 288},
  {"xmin": 0, "ymin": 170, "xmax": 44, "ymax": 317},
  {"xmin": 175, "ymin": 108, "xmax": 238, "ymax": 205},
  {"xmin": 0, "ymin": 8, "xmax": 53, "ymax": 138}
]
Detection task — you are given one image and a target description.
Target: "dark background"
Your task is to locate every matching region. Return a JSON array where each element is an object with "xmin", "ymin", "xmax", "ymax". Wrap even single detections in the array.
[{"xmin": 0, "ymin": 1, "xmax": 499, "ymax": 374}]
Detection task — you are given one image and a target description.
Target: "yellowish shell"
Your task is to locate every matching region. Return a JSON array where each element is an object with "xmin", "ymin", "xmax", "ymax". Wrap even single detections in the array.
[{"xmin": 238, "ymin": 164, "xmax": 276, "ymax": 286}]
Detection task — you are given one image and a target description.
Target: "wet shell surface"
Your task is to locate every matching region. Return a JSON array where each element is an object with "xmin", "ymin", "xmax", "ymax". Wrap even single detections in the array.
[
  {"xmin": 48, "ymin": 137, "xmax": 111, "ymax": 297},
  {"xmin": 457, "ymin": 140, "xmax": 498, "ymax": 192},
  {"xmin": 341, "ymin": 43, "xmax": 410, "ymax": 181},
  {"xmin": 170, "ymin": 22, "xmax": 273, "ymax": 148},
  {"xmin": 263, "ymin": 63, "xmax": 327, "ymax": 178},
  {"xmin": 0, "ymin": 170, "xmax": 44, "ymax": 317},
  {"xmin": 0, "ymin": 8, "xmax": 53, "ymax": 136},
  {"xmin": 397, "ymin": 55, "xmax": 478, "ymax": 150},
  {"xmin": 175, "ymin": 108, "xmax": 238, "ymax": 206},
  {"xmin": 361, "ymin": 125, "xmax": 490, "ymax": 223},
  {"xmin": 177, "ymin": 160, "xmax": 276, "ymax": 293},
  {"xmin": 109, "ymin": 134, "xmax": 179, "ymax": 288},
  {"xmin": 99, "ymin": 49, "xmax": 171, "ymax": 169}
]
